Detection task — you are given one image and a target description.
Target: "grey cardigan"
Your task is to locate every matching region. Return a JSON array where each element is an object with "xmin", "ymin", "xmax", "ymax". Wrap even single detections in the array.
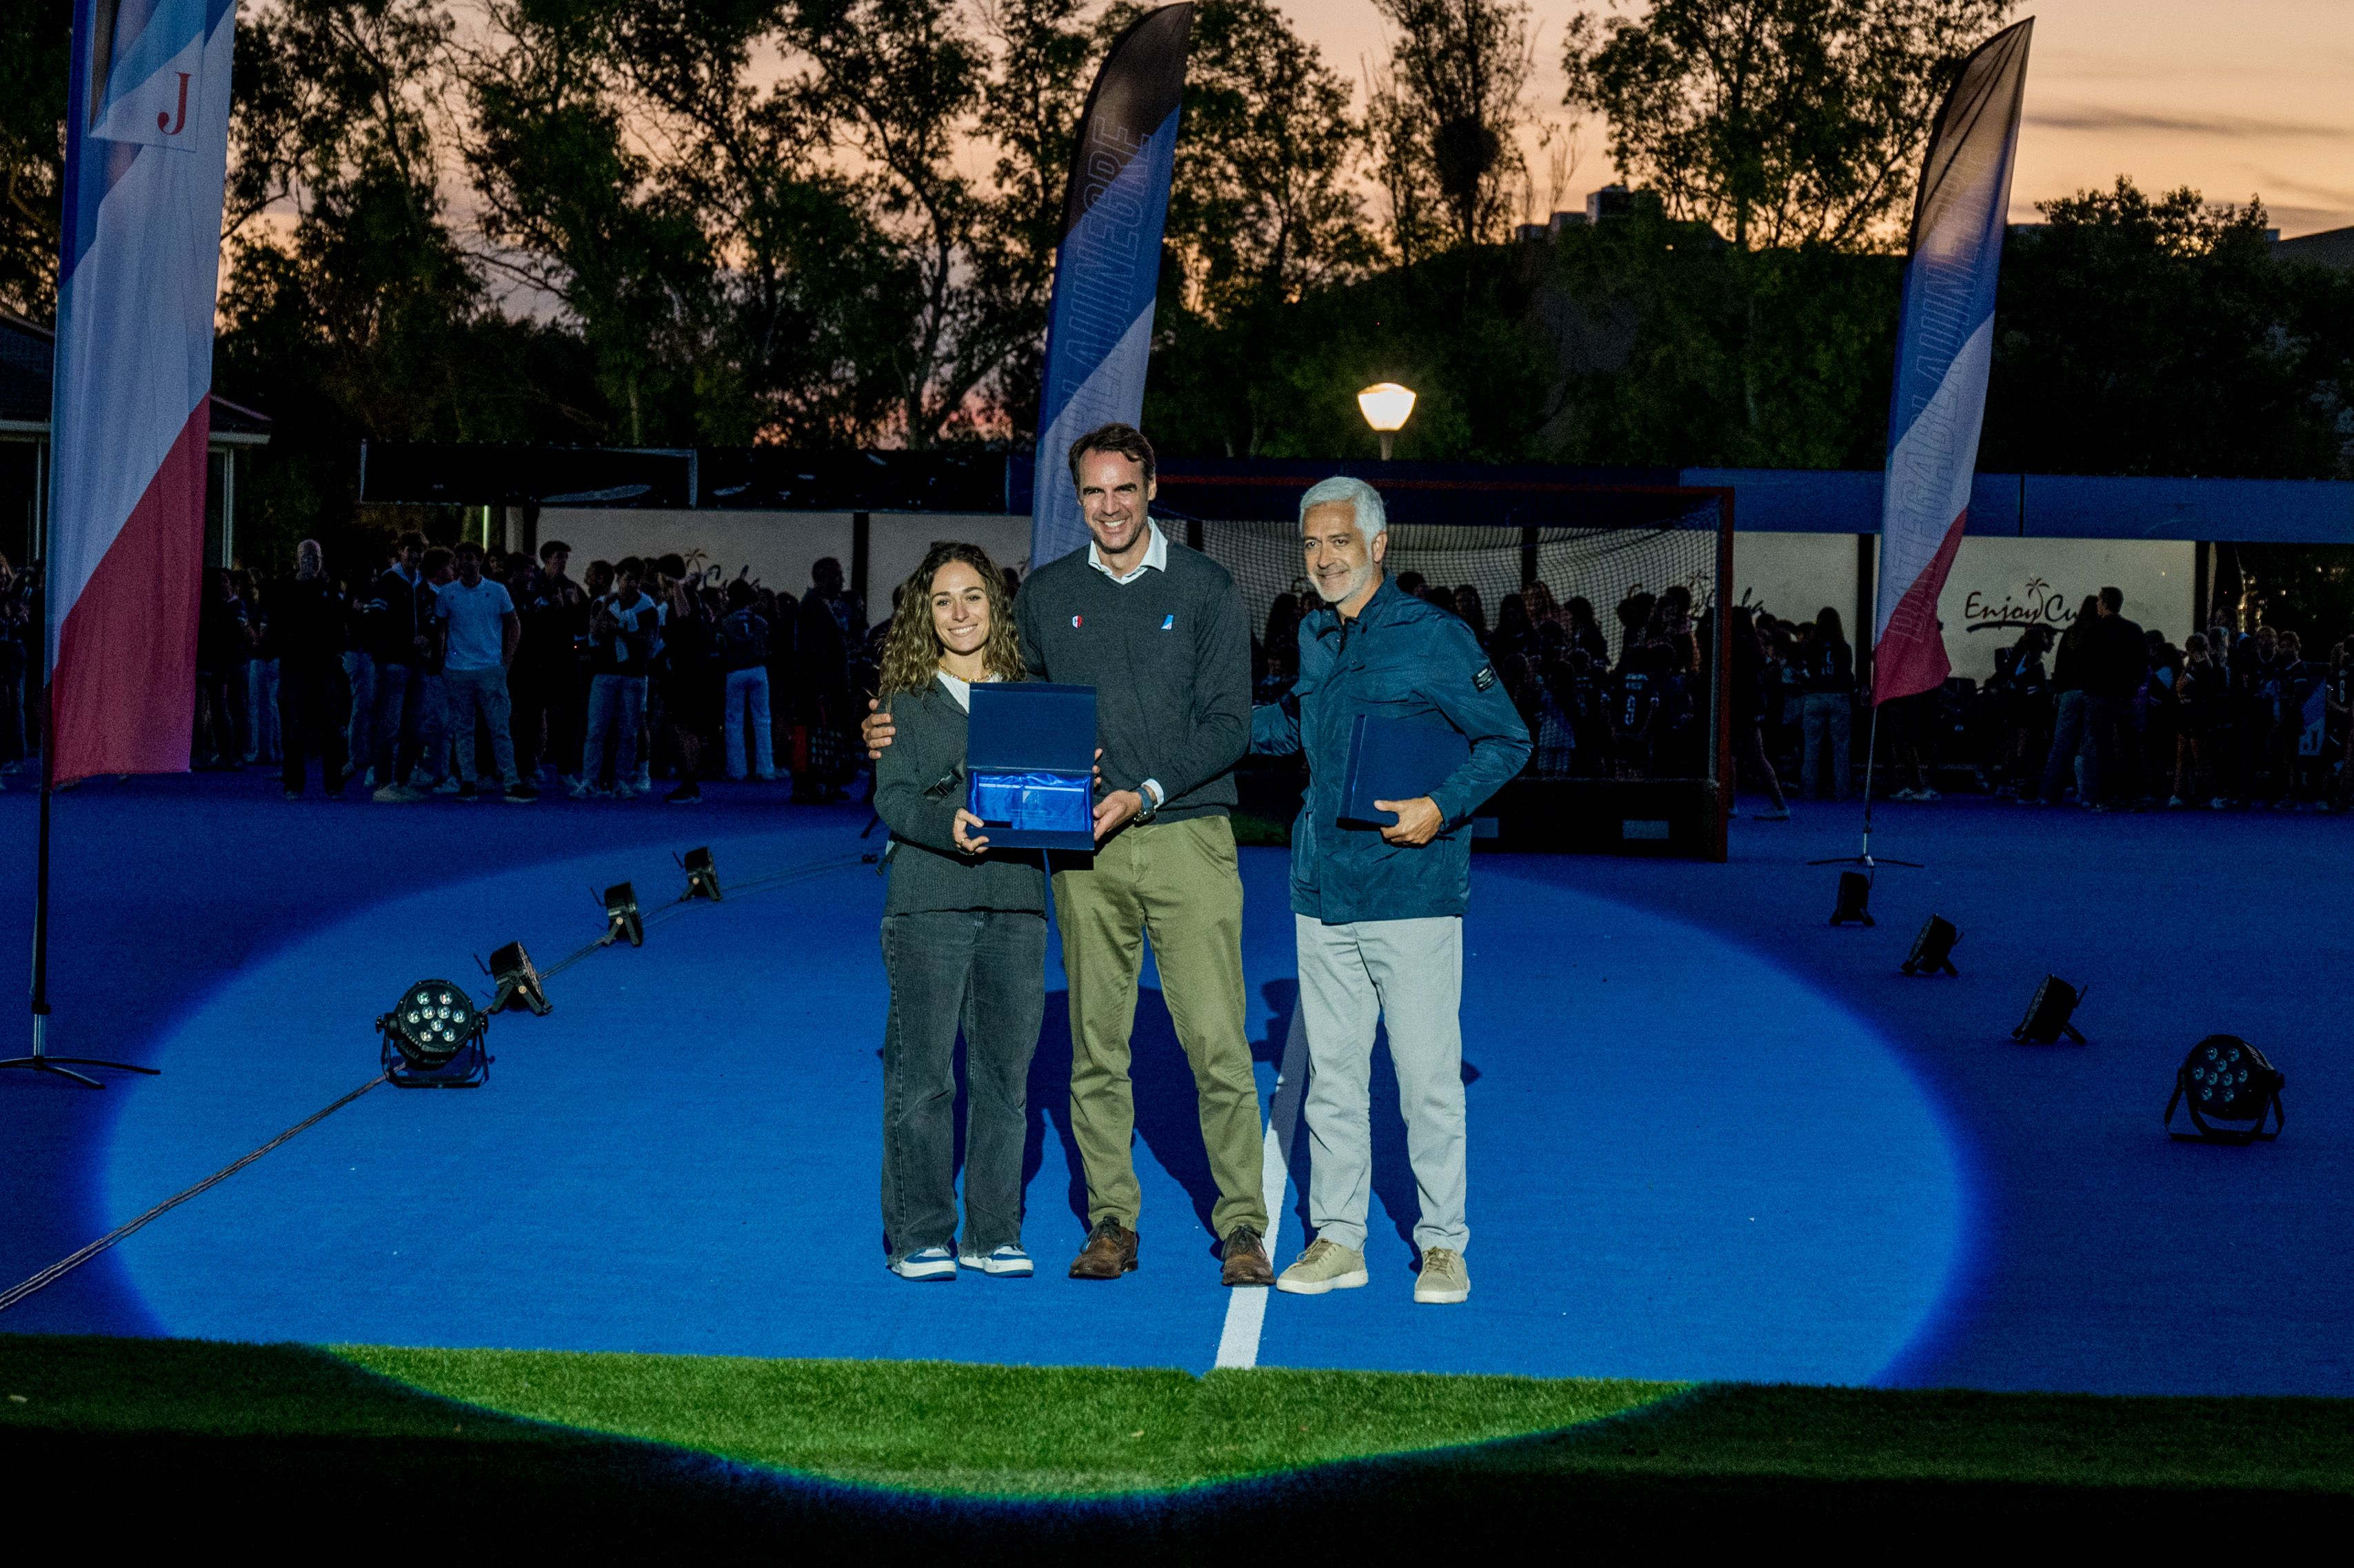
[{"xmin": 872, "ymin": 676, "xmax": 1048, "ymax": 916}]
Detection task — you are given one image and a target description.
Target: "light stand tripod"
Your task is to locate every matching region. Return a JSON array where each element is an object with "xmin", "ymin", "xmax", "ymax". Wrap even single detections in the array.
[{"xmin": 0, "ymin": 764, "xmax": 158, "ymax": 1088}]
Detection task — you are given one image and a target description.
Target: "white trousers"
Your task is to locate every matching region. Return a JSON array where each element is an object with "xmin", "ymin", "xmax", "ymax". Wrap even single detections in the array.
[{"xmin": 1293, "ymin": 912, "xmax": 1468, "ymax": 1254}]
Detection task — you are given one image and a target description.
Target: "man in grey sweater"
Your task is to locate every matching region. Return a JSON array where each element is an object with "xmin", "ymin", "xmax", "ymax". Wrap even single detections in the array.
[{"xmin": 865, "ymin": 423, "xmax": 1271, "ymax": 1287}]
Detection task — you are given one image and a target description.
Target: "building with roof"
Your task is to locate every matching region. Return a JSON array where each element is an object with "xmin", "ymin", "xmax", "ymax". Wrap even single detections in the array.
[
  {"xmin": 2273, "ymin": 225, "xmax": 2354, "ymax": 271},
  {"xmin": 1, "ymin": 311, "xmax": 269, "ymax": 572}
]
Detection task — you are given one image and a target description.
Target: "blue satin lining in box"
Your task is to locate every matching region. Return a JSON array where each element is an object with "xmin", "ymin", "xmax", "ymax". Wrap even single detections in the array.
[{"xmin": 971, "ymin": 772, "xmax": 1092, "ymax": 832}]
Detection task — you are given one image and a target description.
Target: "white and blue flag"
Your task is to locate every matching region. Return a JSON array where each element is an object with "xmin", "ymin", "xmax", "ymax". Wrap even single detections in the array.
[{"xmin": 1029, "ymin": 4, "xmax": 1192, "ymax": 567}]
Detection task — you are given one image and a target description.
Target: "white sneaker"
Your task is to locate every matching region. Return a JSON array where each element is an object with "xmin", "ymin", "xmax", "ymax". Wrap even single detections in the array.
[
  {"xmin": 889, "ymin": 1246, "xmax": 957, "ymax": 1281},
  {"xmin": 610, "ymin": 781, "xmax": 639, "ymax": 801},
  {"xmin": 1753, "ymin": 805, "xmax": 1791, "ymax": 821},
  {"xmin": 958, "ymin": 1245, "xmax": 1034, "ymax": 1277},
  {"xmin": 431, "ymin": 776, "xmax": 461, "ymax": 796},
  {"xmin": 1276, "ymin": 1238, "xmax": 1369, "ymax": 1295},
  {"xmin": 1414, "ymin": 1247, "xmax": 1469, "ymax": 1305}
]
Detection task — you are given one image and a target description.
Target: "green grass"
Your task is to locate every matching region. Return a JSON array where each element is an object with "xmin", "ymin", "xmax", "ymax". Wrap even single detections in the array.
[
  {"xmin": 8, "ymin": 1334, "xmax": 2354, "ymax": 1509},
  {"xmin": 334, "ymin": 1346, "xmax": 1673, "ymax": 1494}
]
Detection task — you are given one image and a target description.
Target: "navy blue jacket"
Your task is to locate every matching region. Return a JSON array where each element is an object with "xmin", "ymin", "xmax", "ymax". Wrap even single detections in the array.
[{"xmin": 1251, "ymin": 576, "xmax": 1531, "ymax": 924}]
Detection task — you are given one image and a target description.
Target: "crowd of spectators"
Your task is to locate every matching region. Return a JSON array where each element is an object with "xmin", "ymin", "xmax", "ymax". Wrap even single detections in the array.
[
  {"xmin": 1736, "ymin": 585, "xmax": 2354, "ymax": 812},
  {"xmin": 20, "ymin": 536, "xmax": 2343, "ymax": 820},
  {"xmin": 1251, "ymin": 570, "xmax": 1717, "ymax": 788},
  {"xmin": 1246, "ymin": 567, "xmax": 2354, "ymax": 816},
  {"xmin": 192, "ymin": 533, "xmax": 876, "ymax": 805}
]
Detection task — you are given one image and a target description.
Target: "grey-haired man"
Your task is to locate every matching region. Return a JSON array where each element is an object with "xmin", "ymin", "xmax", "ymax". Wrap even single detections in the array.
[{"xmin": 1250, "ymin": 476, "xmax": 1530, "ymax": 1304}]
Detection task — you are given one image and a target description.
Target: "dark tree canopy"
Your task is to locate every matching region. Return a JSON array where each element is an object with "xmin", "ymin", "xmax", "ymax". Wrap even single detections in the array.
[{"xmin": 1562, "ymin": 0, "xmax": 2014, "ymax": 250}]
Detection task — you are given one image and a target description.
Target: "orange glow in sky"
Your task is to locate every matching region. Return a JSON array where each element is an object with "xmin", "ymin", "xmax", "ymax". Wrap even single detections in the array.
[{"xmin": 1277, "ymin": 0, "xmax": 2354, "ymax": 236}]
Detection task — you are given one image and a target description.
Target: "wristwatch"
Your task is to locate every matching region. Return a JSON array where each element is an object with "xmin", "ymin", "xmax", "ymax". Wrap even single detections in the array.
[{"xmin": 1136, "ymin": 778, "xmax": 1164, "ymax": 823}]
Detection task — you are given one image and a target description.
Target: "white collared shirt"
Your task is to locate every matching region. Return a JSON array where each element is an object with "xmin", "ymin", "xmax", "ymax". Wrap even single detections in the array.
[{"xmin": 1087, "ymin": 518, "xmax": 1168, "ymax": 585}]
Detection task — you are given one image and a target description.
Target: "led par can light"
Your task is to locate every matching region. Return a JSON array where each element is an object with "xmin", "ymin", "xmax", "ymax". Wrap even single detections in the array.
[
  {"xmin": 603, "ymin": 882, "xmax": 644, "ymax": 947},
  {"xmin": 487, "ymin": 941, "xmax": 552, "ymax": 1016},
  {"xmin": 379, "ymin": 978, "xmax": 490, "ymax": 1087},
  {"xmin": 1900, "ymin": 915, "xmax": 1960, "ymax": 976},
  {"xmin": 682, "ymin": 846, "xmax": 723, "ymax": 903},
  {"xmin": 1829, "ymin": 870, "xmax": 1873, "ymax": 927},
  {"xmin": 2166, "ymin": 1035, "xmax": 2285, "ymax": 1144},
  {"xmin": 2013, "ymin": 976, "xmax": 2086, "ymax": 1044}
]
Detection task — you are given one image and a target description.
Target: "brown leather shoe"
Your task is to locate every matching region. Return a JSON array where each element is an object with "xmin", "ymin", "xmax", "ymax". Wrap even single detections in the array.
[
  {"xmin": 1069, "ymin": 1218, "xmax": 1139, "ymax": 1280},
  {"xmin": 1220, "ymin": 1225, "xmax": 1275, "ymax": 1287}
]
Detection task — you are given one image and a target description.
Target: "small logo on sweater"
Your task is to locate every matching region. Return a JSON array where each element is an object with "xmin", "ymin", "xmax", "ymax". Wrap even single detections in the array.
[
  {"xmin": 1072, "ymin": 614, "xmax": 1083, "ymax": 629},
  {"xmin": 1160, "ymin": 614, "xmax": 1176, "ymax": 630}
]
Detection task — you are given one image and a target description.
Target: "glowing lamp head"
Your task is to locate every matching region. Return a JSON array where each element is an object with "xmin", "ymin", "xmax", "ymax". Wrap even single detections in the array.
[{"xmin": 1356, "ymin": 383, "xmax": 1417, "ymax": 434}]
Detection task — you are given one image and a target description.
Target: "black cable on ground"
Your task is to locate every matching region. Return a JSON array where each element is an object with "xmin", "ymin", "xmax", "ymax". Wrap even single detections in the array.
[
  {"xmin": 1, "ymin": 847, "xmax": 873, "ymax": 1316},
  {"xmin": 0, "ymin": 1074, "xmax": 386, "ymax": 1316}
]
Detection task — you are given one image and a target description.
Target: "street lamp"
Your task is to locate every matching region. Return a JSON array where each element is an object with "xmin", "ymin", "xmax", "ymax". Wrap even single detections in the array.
[{"xmin": 1357, "ymin": 382, "xmax": 1416, "ymax": 461}]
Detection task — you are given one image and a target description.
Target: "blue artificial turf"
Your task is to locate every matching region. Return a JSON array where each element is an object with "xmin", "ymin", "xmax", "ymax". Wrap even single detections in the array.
[{"xmin": 2, "ymin": 772, "xmax": 2349, "ymax": 1395}]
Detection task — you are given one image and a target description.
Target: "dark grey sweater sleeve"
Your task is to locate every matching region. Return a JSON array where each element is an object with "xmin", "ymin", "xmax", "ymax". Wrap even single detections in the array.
[
  {"xmin": 870, "ymin": 690, "xmax": 964, "ymax": 854},
  {"xmin": 1154, "ymin": 567, "xmax": 1252, "ymax": 803}
]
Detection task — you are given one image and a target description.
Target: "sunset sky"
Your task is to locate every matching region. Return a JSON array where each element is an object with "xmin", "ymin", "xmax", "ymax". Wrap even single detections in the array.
[{"xmin": 1278, "ymin": 0, "xmax": 2354, "ymax": 237}]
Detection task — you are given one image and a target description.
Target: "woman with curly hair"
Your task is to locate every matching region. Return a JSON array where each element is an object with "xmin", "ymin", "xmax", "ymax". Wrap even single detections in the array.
[{"xmin": 869, "ymin": 541, "xmax": 1047, "ymax": 1283}]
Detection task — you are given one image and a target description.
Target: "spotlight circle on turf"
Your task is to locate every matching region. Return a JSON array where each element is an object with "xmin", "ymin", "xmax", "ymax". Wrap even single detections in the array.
[{"xmin": 384, "ymin": 978, "xmax": 482, "ymax": 1068}]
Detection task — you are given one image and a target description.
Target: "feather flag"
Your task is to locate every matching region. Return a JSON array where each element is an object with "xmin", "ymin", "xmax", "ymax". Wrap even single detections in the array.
[
  {"xmin": 47, "ymin": 0, "xmax": 240, "ymax": 781},
  {"xmin": 1872, "ymin": 19, "xmax": 2033, "ymax": 705},
  {"xmin": 1028, "ymin": 3, "xmax": 1191, "ymax": 567}
]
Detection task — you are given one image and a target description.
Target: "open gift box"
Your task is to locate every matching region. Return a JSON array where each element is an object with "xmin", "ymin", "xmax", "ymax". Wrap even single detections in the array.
[{"xmin": 966, "ymin": 681, "xmax": 1098, "ymax": 851}]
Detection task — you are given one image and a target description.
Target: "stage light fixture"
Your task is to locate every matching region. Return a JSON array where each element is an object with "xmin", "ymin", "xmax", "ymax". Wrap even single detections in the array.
[
  {"xmin": 2166, "ymin": 1035, "xmax": 2285, "ymax": 1144},
  {"xmin": 603, "ymin": 882, "xmax": 644, "ymax": 947},
  {"xmin": 379, "ymin": 978, "xmax": 489, "ymax": 1087},
  {"xmin": 1900, "ymin": 915, "xmax": 1960, "ymax": 976},
  {"xmin": 1829, "ymin": 870, "xmax": 1873, "ymax": 926},
  {"xmin": 2013, "ymin": 976, "xmax": 2086, "ymax": 1045},
  {"xmin": 681, "ymin": 846, "xmax": 723, "ymax": 903},
  {"xmin": 487, "ymin": 941, "xmax": 552, "ymax": 1016}
]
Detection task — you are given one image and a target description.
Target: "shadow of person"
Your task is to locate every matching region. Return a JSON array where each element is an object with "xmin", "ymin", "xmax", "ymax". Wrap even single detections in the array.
[
  {"xmin": 1016, "ymin": 983, "xmax": 1238, "ymax": 1257},
  {"xmin": 1254, "ymin": 978, "xmax": 1298, "ymax": 1067},
  {"xmin": 1023, "ymin": 994, "xmax": 1089, "ymax": 1235},
  {"xmin": 1125, "ymin": 985, "xmax": 1227, "ymax": 1251}
]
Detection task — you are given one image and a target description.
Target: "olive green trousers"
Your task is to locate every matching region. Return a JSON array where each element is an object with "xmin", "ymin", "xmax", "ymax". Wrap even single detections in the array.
[{"xmin": 1052, "ymin": 814, "xmax": 1267, "ymax": 1239}]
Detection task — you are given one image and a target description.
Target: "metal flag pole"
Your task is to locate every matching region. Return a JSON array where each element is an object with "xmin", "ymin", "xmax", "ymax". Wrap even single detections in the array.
[
  {"xmin": 1809, "ymin": 681, "xmax": 1921, "ymax": 874},
  {"xmin": 0, "ymin": 565, "xmax": 158, "ymax": 1090}
]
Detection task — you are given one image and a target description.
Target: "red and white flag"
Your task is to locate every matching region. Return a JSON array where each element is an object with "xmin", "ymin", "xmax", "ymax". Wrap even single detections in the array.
[
  {"xmin": 46, "ymin": 0, "xmax": 240, "ymax": 781},
  {"xmin": 1873, "ymin": 20, "xmax": 2033, "ymax": 705}
]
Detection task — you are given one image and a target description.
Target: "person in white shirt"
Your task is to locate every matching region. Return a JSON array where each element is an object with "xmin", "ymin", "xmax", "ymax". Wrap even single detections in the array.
[{"xmin": 433, "ymin": 541, "xmax": 532, "ymax": 803}]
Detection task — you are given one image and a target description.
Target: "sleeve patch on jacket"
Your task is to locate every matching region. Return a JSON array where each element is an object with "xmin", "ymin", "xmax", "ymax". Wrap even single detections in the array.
[{"xmin": 1473, "ymin": 663, "xmax": 1498, "ymax": 691}]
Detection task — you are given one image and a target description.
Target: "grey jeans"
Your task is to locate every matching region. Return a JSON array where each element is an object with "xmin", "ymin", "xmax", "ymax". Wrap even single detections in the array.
[
  {"xmin": 878, "ymin": 909, "xmax": 1048, "ymax": 1262},
  {"xmin": 2041, "ymin": 688, "xmax": 2091, "ymax": 802},
  {"xmin": 445, "ymin": 664, "xmax": 520, "ymax": 789},
  {"xmin": 1294, "ymin": 912, "xmax": 1468, "ymax": 1256}
]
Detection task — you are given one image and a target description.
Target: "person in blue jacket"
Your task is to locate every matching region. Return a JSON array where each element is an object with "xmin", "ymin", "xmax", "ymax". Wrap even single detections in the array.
[{"xmin": 1250, "ymin": 475, "xmax": 1531, "ymax": 1306}]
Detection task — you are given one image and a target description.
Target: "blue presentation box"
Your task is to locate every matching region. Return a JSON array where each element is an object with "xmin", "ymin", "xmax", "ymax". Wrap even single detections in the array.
[
  {"xmin": 967, "ymin": 682, "xmax": 1098, "ymax": 850},
  {"xmin": 1339, "ymin": 712, "xmax": 1469, "ymax": 830}
]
